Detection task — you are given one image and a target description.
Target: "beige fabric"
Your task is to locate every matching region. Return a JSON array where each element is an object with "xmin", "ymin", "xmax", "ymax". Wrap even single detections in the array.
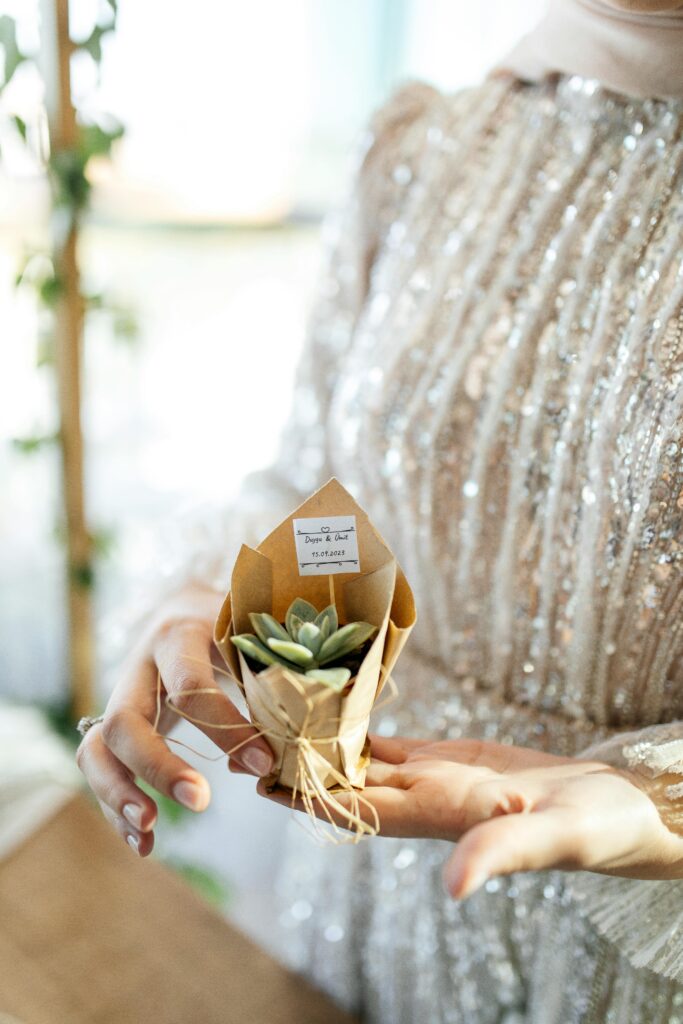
[{"xmin": 491, "ymin": 0, "xmax": 683, "ymax": 100}]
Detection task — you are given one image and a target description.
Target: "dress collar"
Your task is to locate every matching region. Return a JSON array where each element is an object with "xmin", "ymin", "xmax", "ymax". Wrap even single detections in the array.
[{"xmin": 490, "ymin": 0, "xmax": 683, "ymax": 101}]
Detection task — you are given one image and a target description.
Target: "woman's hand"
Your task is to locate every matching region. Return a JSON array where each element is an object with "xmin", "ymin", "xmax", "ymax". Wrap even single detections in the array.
[
  {"xmin": 76, "ymin": 584, "xmax": 274, "ymax": 856},
  {"xmin": 256, "ymin": 735, "xmax": 683, "ymax": 897}
]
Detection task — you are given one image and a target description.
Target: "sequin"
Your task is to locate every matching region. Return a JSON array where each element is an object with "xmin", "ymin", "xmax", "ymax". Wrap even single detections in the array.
[{"xmin": 392, "ymin": 163, "xmax": 412, "ymax": 185}]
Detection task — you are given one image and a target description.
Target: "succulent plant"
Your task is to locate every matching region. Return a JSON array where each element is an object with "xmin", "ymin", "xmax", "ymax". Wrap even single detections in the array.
[{"xmin": 230, "ymin": 597, "xmax": 377, "ymax": 693}]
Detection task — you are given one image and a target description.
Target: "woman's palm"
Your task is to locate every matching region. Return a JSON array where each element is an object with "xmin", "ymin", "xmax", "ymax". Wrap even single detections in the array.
[{"xmin": 261, "ymin": 734, "xmax": 683, "ymax": 896}]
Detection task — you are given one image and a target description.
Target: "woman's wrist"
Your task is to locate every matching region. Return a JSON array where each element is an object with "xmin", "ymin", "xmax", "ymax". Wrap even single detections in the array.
[{"xmin": 622, "ymin": 766, "xmax": 683, "ymax": 840}]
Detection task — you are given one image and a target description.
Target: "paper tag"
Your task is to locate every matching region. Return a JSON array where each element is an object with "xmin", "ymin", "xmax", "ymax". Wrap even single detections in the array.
[{"xmin": 292, "ymin": 514, "xmax": 360, "ymax": 576}]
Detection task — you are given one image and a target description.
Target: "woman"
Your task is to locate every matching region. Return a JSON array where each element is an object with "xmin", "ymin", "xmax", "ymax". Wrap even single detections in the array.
[{"xmin": 77, "ymin": 1, "xmax": 683, "ymax": 1020}]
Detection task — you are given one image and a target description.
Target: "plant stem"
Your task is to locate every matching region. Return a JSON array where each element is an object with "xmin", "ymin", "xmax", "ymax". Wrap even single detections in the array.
[{"xmin": 42, "ymin": 0, "xmax": 94, "ymax": 720}]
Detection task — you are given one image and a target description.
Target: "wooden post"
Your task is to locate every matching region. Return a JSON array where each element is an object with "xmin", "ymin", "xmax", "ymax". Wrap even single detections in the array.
[{"xmin": 41, "ymin": 0, "xmax": 95, "ymax": 719}]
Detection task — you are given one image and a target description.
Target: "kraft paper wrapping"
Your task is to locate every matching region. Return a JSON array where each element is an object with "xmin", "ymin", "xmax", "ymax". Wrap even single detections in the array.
[{"xmin": 214, "ymin": 477, "xmax": 416, "ymax": 794}]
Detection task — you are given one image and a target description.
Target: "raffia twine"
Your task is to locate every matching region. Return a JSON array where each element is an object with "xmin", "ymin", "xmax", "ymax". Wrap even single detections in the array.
[{"xmin": 155, "ymin": 656, "xmax": 398, "ymax": 844}]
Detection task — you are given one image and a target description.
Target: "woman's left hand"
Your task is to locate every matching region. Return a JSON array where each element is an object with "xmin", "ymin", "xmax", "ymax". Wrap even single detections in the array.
[{"xmin": 251, "ymin": 735, "xmax": 683, "ymax": 897}]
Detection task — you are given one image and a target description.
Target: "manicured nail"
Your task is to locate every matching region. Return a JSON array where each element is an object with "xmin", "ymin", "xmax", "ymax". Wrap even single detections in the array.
[
  {"xmin": 126, "ymin": 834, "xmax": 140, "ymax": 855},
  {"xmin": 465, "ymin": 872, "xmax": 487, "ymax": 897},
  {"xmin": 456, "ymin": 870, "xmax": 488, "ymax": 899},
  {"xmin": 241, "ymin": 748, "xmax": 274, "ymax": 777},
  {"xmin": 444, "ymin": 862, "xmax": 487, "ymax": 899},
  {"xmin": 122, "ymin": 803, "xmax": 143, "ymax": 830},
  {"xmin": 172, "ymin": 778, "xmax": 208, "ymax": 811}
]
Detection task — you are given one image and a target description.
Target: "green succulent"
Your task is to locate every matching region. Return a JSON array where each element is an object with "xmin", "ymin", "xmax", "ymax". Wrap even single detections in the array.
[{"xmin": 230, "ymin": 597, "xmax": 377, "ymax": 693}]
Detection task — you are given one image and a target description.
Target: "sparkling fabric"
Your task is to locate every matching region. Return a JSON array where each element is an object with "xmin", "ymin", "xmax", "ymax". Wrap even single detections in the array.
[{"xmin": 157, "ymin": 73, "xmax": 683, "ymax": 1020}]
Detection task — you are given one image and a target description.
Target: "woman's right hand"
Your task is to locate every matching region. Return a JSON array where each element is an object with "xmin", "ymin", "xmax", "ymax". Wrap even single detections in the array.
[{"xmin": 76, "ymin": 584, "xmax": 274, "ymax": 857}]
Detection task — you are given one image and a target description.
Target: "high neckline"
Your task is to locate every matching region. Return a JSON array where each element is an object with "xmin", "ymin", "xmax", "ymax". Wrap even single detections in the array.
[
  {"xmin": 490, "ymin": 0, "xmax": 683, "ymax": 101},
  {"xmin": 579, "ymin": 0, "xmax": 683, "ymax": 30}
]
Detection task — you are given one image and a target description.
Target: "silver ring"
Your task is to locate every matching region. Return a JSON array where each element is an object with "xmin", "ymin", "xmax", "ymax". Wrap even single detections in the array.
[{"xmin": 76, "ymin": 714, "xmax": 105, "ymax": 737}]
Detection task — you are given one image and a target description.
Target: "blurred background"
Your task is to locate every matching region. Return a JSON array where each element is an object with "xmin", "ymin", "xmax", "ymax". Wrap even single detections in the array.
[{"xmin": 0, "ymin": 0, "xmax": 545, "ymax": 972}]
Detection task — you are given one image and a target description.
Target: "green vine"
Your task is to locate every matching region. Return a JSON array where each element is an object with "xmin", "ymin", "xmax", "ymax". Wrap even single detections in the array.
[
  {"xmin": 3, "ymin": 6, "xmax": 229, "ymax": 907},
  {"xmin": 1, "ymin": 3, "xmax": 137, "ymax": 582}
]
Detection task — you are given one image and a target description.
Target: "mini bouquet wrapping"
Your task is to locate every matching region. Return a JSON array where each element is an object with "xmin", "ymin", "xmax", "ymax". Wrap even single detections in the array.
[{"xmin": 214, "ymin": 477, "xmax": 416, "ymax": 839}]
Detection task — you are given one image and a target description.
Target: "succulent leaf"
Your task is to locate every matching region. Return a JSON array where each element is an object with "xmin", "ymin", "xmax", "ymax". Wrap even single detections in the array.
[
  {"xmin": 230, "ymin": 633, "xmax": 290, "ymax": 668},
  {"xmin": 304, "ymin": 667, "xmax": 351, "ymax": 692},
  {"xmin": 285, "ymin": 598, "xmax": 318, "ymax": 638},
  {"xmin": 314, "ymin": 603, "xmax": 338, "ymax": 635},
  {"xmin": 317, "ymin": 621, "xmax": 377, "ymax": 665},
  {"xmin": 266, "ymin": 637, "xmax": 316, "ymax": 667},
  {"xmin": 297, "ymin": 621, "xmax": 323, "ymax": 656},
  {"xmin": 286, "ymin": 612, "xmax": 305, "ymax": 643},
  {"xmin": 232, "ymin": 600, "xmax": 377, "ymax": 681},
  {"xmin": 249, "ymin": 611, "xmax": 290, "ymax": 646}
]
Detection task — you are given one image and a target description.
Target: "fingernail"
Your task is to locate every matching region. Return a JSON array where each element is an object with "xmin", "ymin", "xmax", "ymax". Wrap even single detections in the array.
[
  {"xmin": 460, "ymin": 871, "xmax": 488, "ymax": 899},
  {"xmin": 241, "ymin": 748, "xmax": 273, "ymax": 777},
  {"xmin": 454, "ymin": 868, "xmax": 485, "ymax": 901},
  {"xmin": 172, "ymin": 778, "xmax": 208, "ymax": 812},
  {"xmin": 444, "ymin": 862, "xmax": 486, "ymax": 900},
  {"xmin": 126, "ymin": 834, "xmax": 140, "ymax": 855},
  {"xmin": 122, "ymin": 803, "xmax": 143, "ymax": 830}
]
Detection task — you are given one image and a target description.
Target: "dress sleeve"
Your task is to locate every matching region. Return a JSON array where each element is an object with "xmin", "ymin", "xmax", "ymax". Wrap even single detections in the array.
[
  {"xmin": 103, "ymin": 81, "xmax": 439, "ymax": 666},
  {"xmin": 566, "ymin": 723, "xmax": 683, "ymax": 981}
]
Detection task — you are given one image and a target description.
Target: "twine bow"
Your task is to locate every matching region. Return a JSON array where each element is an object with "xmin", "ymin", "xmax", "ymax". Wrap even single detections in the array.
[{"xmin": 155, "ymin": 656, "xmax": 397, "ymax": 843}]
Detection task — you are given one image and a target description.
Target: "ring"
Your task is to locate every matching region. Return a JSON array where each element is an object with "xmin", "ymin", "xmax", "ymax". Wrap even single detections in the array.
[{"xmin": 76, "ymin": 714, "xmax": 105, "ymax": 737}]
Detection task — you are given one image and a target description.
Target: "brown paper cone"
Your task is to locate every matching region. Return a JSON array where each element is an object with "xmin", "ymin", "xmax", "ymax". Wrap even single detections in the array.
[{"xmin": 214, "ymin": 477, "xmax": 416, "ymax": 793}]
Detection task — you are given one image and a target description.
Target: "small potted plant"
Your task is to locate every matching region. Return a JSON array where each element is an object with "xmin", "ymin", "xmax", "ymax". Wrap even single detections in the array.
[
  {"xmin": 231, "ymin": 597, "xmax": 377, "ymax": 693},
  {"xmin": 213, "ymin": 477, "xmax": 416, "ymax": 838}
]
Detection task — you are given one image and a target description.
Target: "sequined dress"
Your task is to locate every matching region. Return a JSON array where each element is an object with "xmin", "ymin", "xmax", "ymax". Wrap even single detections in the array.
[{"xmin": 171, "ymin": 74, "xmax": 683, "ymax": 1023}]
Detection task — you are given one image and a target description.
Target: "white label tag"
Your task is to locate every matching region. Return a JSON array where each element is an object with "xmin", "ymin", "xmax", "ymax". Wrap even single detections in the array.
[{"xmin": 292, "ymin": 514, "xmax": 360, "ymax": 576}]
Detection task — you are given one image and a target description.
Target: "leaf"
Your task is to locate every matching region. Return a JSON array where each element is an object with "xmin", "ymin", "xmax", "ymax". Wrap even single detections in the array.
[
  {"xmin": 0, "ymin": 15, "xmax": 28, "ymax": 92},
  {"xmin": 137, "ymin": 779, "xmax": 190, "ymax": 824},
  {"xmin": 317, "ymin": 621, "xmax": 377, "ymax": 666},
  {"xmin": 111, "ymin": 307, "xmax": 138, "ymax": 343},
  {"xmin": 49, "ymin": 149, "xmax": 90, "ymax": 212},
  {"xmin": 36, "ymin": 332, "xmax": 55, "ymax": 367},
  {"xmin": 75, "ymin": 24, "xmax": 111, "ymax": 64},
  {"xmin": 266, "ymin": 638, "xmax": 315, "ymax": 667},
  {"xmin": 11, "ymin": 432, "xmax": 59, "ymax": 454},
  {"xmin": 166, "ymin": 861, "xmax": 229, "ymax": 907},
  {"xmin": 38, "ymin": 273, "xmax": 64, "ymax": 306},
  {"xmin": 286, "ymin": 612, "xmax": 305, "ymax": 642},
  {"xmin": 78, "ymin": 120, "xmax": 124, "ymax": 161},
  {"xmin": 12, "ymin": 114, "xmax": 26, "ymax": 141},
  {"xmin": 314, "ymin": 603, "xmax": 338, "ymax": 635},
  {"xmin": 230, "ymin": 633, "xmax": 288, "ymax": 669},
  {"xmin": 248, "ymin": 611, "xmax": 289, "ymax": 646},
  {"xmin": 304, "ymin": 667, "xmax": 351, "ymax": 692},
  {"xmin": 43, "ymin": 699, "xmax": 80, "ymax": 746},
  {"xmin": 84, "ymin": 292, "xmax": 105, "ymax": 310},
  {"xmin": 90, "ymin": 526, "xmax": 117, "ymax": 558},
  {"xmin": 14, "ymin": 253, "xmax": 64, "ymax": 307},
  {"xmin": 15, "ymin": 250, "xmax": 53, "ymax": 289},
  {"xmin": 285, "ymin": 597, "xmax": 318, "ymax": 637},
  {"xmin": 102, "ymin": 0, "xmax": 118, "ymax": 13},
  {"xmin": 69, "ymin": 559, "xmax": 95, "ymax": 590},
  {"xmin": 297, "ymin": 621, "xmax": 322, "ymax": 656}
]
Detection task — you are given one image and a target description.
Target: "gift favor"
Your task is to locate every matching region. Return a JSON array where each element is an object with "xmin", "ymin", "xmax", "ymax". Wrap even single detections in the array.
[{"xmin": 213, "ymin": 477, "xmax": 416, "ymax": 838}]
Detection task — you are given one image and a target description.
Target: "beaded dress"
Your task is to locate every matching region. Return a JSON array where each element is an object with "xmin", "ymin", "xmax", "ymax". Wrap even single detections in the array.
[{"xmin": 161, "ymin": 69, "xmax": 683, "ymax": 1024}]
